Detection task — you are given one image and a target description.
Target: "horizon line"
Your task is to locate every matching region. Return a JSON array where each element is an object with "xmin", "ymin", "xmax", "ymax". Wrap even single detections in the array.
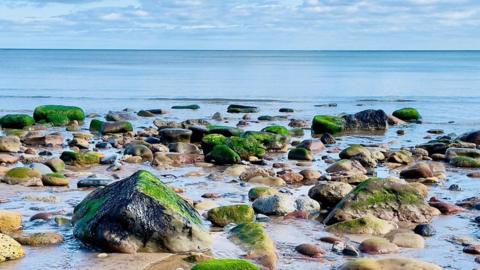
[{"xmin": 1, "ymin": 48, "xmax": 480, "ymax": 52}]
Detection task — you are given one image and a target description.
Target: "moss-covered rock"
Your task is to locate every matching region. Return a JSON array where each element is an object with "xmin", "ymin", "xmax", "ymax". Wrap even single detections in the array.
[
  {"xmin": 325, "ymin": 178, "xmax": 439, "ymax": 224},
  {"xmin": 288, "ymin": 147, "xmax": 313, "ymax": 161},
  {"xmin": 171, "ymin": 104, "xmax": 200, "ymax": 110},
  {"xmin": 450, "ymin": 156, "xmax": 480, "ymax": 168},
  {"xmin": 326, "ymin": 215, "xmax": 397, "ymax": 235},
  {"xmin": 60, "ymin": 151, "xmax": 103, "ymax": 166},
  {"xmin": 0, "ymin": 211, "xmax": 22, "ymax": 233},
  {"xmin": 388, "ymin": 150, "xmax": 414, "ymax": 164},
  {"xmin": 14, "ymin": 232, "xmax": 64, "ymax": 246},
  {"xmin": 311, "ymin": 115, "xmax": 345, "ymax": 135},
  {"xmin": 0, "ymin": 114, "xmax": 35, "ymax": 129},
  {"xmin": 45, "ymin": 158, "xmax": 65, "ymax": 172},
  {"xmin": 207, "ymin": 125, "xmax": 243, "ymax": 137},
  {"xmin": 89, "ymin": 119, "xmax": 133, "ymax": 134},
  {"xmin": 248, "ymin": 187, "xmax": 279, "ymax": 201},
  {"xmin": 202, "ymin": 134, "xmax": 228, "ymax": 154},
  {"xmin": 339, "ymin": 144, "xmax": 370, "ymax": 159},
  {"xmin": 33, "ymin": 105, "xmax": 85, "ymax": 126},
  {"xmin": 289, "ymin": 128, "xmax": 304, "ymax": 137},
  {"xmin": 207, "ymin": 204, "xmax": 255, "ymax": 227},
  {"xmin": 227, "ymin": 104, "xmax": 259, "ymax": 113},
  {"xmin": 339, "ymin": 257, "xmax": 441, "ymax": 270},
  {"xmin": 392, "ymin": 108, "xmax": 421, "ymax": 122},
  {"xmin": 3, "ymin": 167, "xmax": 42, "ymax": 186},
  {"xmin": 72, "ymin": 170, "xmax": 211, "ymax": 253},
  {"xmin": 0, "ymin": 233, "xmax": 24, "ymax": 262},
  {"xmin": 227, "ymin": 136, "xmax": 265, "ymax": 159},
  {"xmin": 124, "ymin": 144, "xmax": 153, "ymax": 162},
  {"xmin": 261, "ymin": 125, "xmax": 289, "ymax": 136},
  {"xmin": 242, "ymin": 131, "xmax": 288, "ymax": 151},
  {"xmin": 192, "ymin": 259, "xmax": 259, "ymax": 270},
  {"xmin": 205, "ymin": 145, "xmax": 241, "ymax": 165},
  {"xmin": 42, "ymin": 173, "xmax": 69, "ymax": 186},
  {"xmin": 229, "ymin": 222, "xmax": 277, "ymax": 269}
]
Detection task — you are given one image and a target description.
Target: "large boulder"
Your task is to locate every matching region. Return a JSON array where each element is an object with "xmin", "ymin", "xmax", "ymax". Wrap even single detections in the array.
[
  {"xmin": 229, "ymin": 222, "xmax": 276, "ymax": 269},
  {"xmin": 33, "ymin": 105, "xmax": 85, "ymax": 126},
  {"xmin": 392, "ymin": 108, "xmax": 421, "ymax": 122},
  {"xmin": 324, "ymin": 178, "xmax": 440, "ymax": 224},
  {"xmin": 242, "ymin": 131, "xmax": 289, "ymax": 152},
  {"xmin": 312, "ymin": 110, "xmax": 388, "ymax": 135},
  {"xmin": 72, "ymin": 170, "xmax": 211, "ymax": 253},
  {"xmin": 0, "ymin": 114, "xmax": 35, "ymax": 129},
  {"xmin": 0, "ymin": 136, "xmax": 21, "ymax": 153},
  {"xmin": 458, "ymin": 130, "xmax": 480, "ymax": 145}
]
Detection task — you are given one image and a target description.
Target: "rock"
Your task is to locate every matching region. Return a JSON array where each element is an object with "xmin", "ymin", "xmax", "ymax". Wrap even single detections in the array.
[
  {"xmin": 77, "ymin": 177, "xmax": 113, "ymax": 188},
  {"xmin": 311, "ymin": 115, "xmax": 345, "ymax": 135},
  {"xmin": 0, "ymin": 154, "xmax": 19, "ymax": 164},
  {"xmin": 289, "ymin": 119, "xmax": 309, "ymax": 128},
  {"xmin": 212, "ymin": 112, "xmax": 223, "ymax": 121},
  {"xmin": 279, "ymin": 108, "xmax": 294, "ymax": 113},
  {"xmin": 45, "ymin": 158, "xmax": 65, "ymax": 172},
  {"xmin": 388, "ymin": 150, "xmax": 414, "ymax": 164},
  {"xmin": 0, "ymin": 211, "xmax": 22, "ymax": 233},
  {"xmin": 0, "ymin": 233, "xmax": 24, "ymax": 262},
  {"xmin": 147, "ymin": 109, "xmax": 168, "ymax": 115},
  {"xmin": 205, "ymin": 145, "xmax": 241, "ymax": 165},
  {"xmin": 386, "ymin": 231, "xmax": 425, "ymax": 248},
  {"xmin": 60, "ymin": 151, "xmax": 103, "ymax": 166},
  {"xmin": 41, "ymin": 173, "xmax": 69, "ymax": 186},
  {"xmin": 326, "ymin": 215, "xmax": 397, "ymax": 235},
  {"xmin": 28, "ymin": 163, "xmax": 53, "ymax": 174},
  {"xmin": 277, "ymin": 170, "xmax": 304, "ymax": 184},
  {"xmin": 169, "ymin": 142, "xmax": 201, "ymax": 154},
  {"xmin": 340, "ymin": 144, "xmax": 376, "ymax": 167},
  {"xmin": 252, "ymin": 194, "xmax": 296, "ymax": 215},
  {"xmin": 468, "ymin": 172, "xmax": 480, "ymax": 178},
  {"xmin": 171, "ymin": 104, "xmax": 200, "ymax": 110},
  {"xmin": 207, "ymin": 204, "xmax": 255, "ymax": 227},
  {"xmin": 299, "ymin": 169, "xmax": 321, "ymax": 181},
  {"xmin": 450, "ymin": 156, "xmax": 480, "ymax": 168},
  {"xmin": 137, "ymin": 110, "xmax": 155, "ymax": 117},
  {"xmin": 359, "ymin": 237, "xmax": 399, "ymax": 254},
  {"xmin": 191, "ymin": 259, "xmax": 259, "ymax": 270},
  {"xmin": 414, "ymin": 224, "xmax": 436, "ymax": 237},
  {"xmin": 159, "ymin": 128, "xmax": 192, "ymax": 144},
  {"xmin": 428, "ymin": 197, "xmax": 464, "ymax": 214},
  {"xmin": 229, "ymin": 222, "xmax": 276, "ymax": 269},
  {"xmin": 296, "ymin": 139, "xmax": 325, "ymax": 152},
  {"xmin": 295, "ymin": 243, "xmax": 324, "ymax": 258},
  {"xmin": 72, "ymin": 170, "xmax": 211, "ymax": 253},
  {"xmin": 464, "ymin": 245, "xmax": 480, "ymax": 255},
  {"xmin": 288, "ymin": 148, "xmax": 313, "ymax": 161},
  {"xmin": 14, "ymin": 232, "xmax": 64, "ymax": 246},
  {"xmin": 247, "ymin": 176, "xmax": 286, "ymax": 187},
  {"xmin": 387, "ymin": 114, "xmax": 406, "ymax": 125},
  {"xmin": 339, "ymin": 257, "xmax": 441, "ymax": 270},
  {"xmin": 392, "ymin": 107, "xmax": 421, "ymax": 122},
  {"xmin": 106, "ymin": 111, "xmax": 136, "ymax": 121},
  {"xmin": 312, "ymin": 110, "xmax": 388, "ymax": 135},
  {"xmin": 248, "ymin": 187, "xmax": 279, "ymax": 201},
  {"xmin": 207, "ymin": 125, "xmax": 243, "ymax": 137},
  {"xmin": 124, "ymin": 144, "xmax": 153, "ymax": 162},
  {"xmin": 458, "ymin": 130, "xmax": 480, "ymax": 145},
  {"xmin": 400, "ymin": 162, "xmax": 433, "ymax": 179},
  {"xmin": 308, "ymin": 181, "xmax": 353, "ymax": 208},
  {"xmin": 325, "ymin": 178, "xmax": 439, "ymax": 224},
  {"xmin": 69, "ymin": 137, "xmax": 90, "ymax": 149},
  {"xmin": 90, "ymin": 120, "xmax": 133, "ymax": 134},
  {"xmin": 2, "ymin": 167, "xmax": 42, "ymax": 186},
  {"xmin": 225, "ymin": 136, "xmax": 266, "ymax": 159},
  {"xmin": 446, "ymin": 147, "xmax": 480, "ymax": 160},
  {"xmin": 320, "ymin": 133, "xmax": 336, "ymax": 144},
  {"xmin": 0, "ymin": 114, "xmax": 35, "ymax": 129},
  {"xmin": 261, "ymin": 125, "xmax": 289, "ymax": 136},
  {"xmin": 240, "ymin": 167, "xmax": 275, "ymax": 181},
  {"xmin": 227, "ymin": 104, "xmax": 258, "ymax": 113},
  {"xmin": 0, "ymin": 136, "xmax": 21, "ymax": 152},
  {"xmin": 323, "ymin": 159, "xmax": 367, "ymax": 184},
  {"xmin": 295, "ymin": 196, "xmax": 320, "ymax": 213},
  {"xmin": 33, "ymin": 105, "xmax": 85, "ymax": 126}
]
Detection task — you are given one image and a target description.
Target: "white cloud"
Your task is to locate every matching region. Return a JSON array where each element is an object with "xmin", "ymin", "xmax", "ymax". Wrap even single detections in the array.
[{"xmin": 100, "ymin": 12, "xmax": 122, "ymax": 21}]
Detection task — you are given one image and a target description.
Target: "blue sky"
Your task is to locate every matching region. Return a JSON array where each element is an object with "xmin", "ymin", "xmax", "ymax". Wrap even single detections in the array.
[{"xmin": 0, "ymin": 0, "xmax": 479, "ymax": 49}]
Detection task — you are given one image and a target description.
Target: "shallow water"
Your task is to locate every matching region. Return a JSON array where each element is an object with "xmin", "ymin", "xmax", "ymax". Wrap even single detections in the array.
[{"xmin": 1, "ymin": 50, "xmax": 480, "ymax": 269}]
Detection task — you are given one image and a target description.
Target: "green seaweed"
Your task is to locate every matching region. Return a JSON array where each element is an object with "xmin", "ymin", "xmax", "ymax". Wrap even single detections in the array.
[
  {"xmin": 287, "ymin": 147, "xmax": 313, "ymax": 161},
  {"xmin": 392, "ymin": 107, "xmax": 421, "ymax": 121},
  {"xmin": 261, "ymin": 125, "xmax": 289, "ymax": 136},
  {"xmin": 0, "ymin": 114, "xmax": 35, "ymax": 129},
  {"xmin": 207, "ymin": 205, "xmax": 254, "ymax": 226},
  {"xmin": 227, "ymin": 136, "xmax": 265, "ymax": 159},
  {"xmin": 450, "ymin": 156, "xmax": 480, "ymax": 168},
  {"xmin": 248, "ymin": 187, "xmax": 278, "ymax": 201},
  {"xmin": 6, "ymin": 167, "xmax": 40, "ymax": 179},
  {"xmin": 60, "ymin": 151, "xmax": 102, "ymax": 166},
  {"xmin": 33, "ymin": 105, "xmax": 85, "ymax": 125},
  {"xmin": 191, "ymin": 259, "xmax": 260, "ymax": 270},
  {"xmin": 311, "ymin": 115, "xmax": 345, "ymax": 135},
  {"xmin": 205, "ymin": 145, "xmax": 241, "ymax": 165}
]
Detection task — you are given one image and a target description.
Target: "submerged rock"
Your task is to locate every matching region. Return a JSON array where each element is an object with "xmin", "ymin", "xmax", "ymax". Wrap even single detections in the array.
[
  {"xmin": 72, "ymin": 170, "xmax": 211, "ymax": 253},
  {"xmin": 0, "ymin": 233, "xmax": 25, "ymax": 262},
  {"xmin": 171, "ymin": 104, "xmax": 200, "ymax": 110},
  {"xmin": 325, "ymin": 178, "xmax": 440, "ymax": 224},
  {"xmin": 359, "ymin": 237, "xmax": 399, "ymax": 254},
  {"xmin": 229, "ymin": 222, "xmax": 276, "ymax": 269}
]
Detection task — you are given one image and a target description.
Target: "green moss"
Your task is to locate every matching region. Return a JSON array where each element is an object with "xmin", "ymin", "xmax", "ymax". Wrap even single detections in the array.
[
  {"xmin": 0, "ymin": 114, "xmax": 35, "ymax": 129},
  {"xmin": 311, "ymin": 115, "xmax": 345, "ymax": 135},
  {"xmin": 392, "ymin": 108, "xmax": 421, "ymax": 121},
  {"xmin": 89, "ymin": 119, "xmax": 133, "ymax": 134},
  {"xmin": 261, "ymin": 125, "xmax": 289, "ymax": 136},
  {"xmin": 242, "ymin": 131, "xmax": 278, "ymax": 147},
  {"xmin": 326, "ymin": 215, "xmax": 393, "ymax": 235},
  {"xmin": 206, "ymin": 145, "xmax": 241, "ymax": 165},
  {"xmin": 46, "ymin": 113, "xmax": 70, "ymax": 126},
  {"xmin": 6, "ymin": 167, "xmax": 40, "ymax": 179},
  {"xmin": 202, "ymin": 134, "xmax": 227, "ymax": 154},
  {"xmin": 339, "ymin": 144, "xmax": 370, "ymax": 159},
  {"xmin": 230, "ymin": 222, "xmax": 274, "ymax": 254},
  {"xmin": 207, "ymin": 125, "xmax": 243, "ymax": 137},
  {"xmin": 73, "ymin": 197, "xmax": 107, "ymax": 239},
  {"xmin": 207, "ymin": 204, "xmax": 255, "ymax": 227},
  {"xmin": 248, "ymin": 187, "xmax": 278, "ymax": 201},
  {"xmin": 33, "ymin": 105, "xmax": 85, "ymax": 125},
  {"xmin": 135, "ymin": 170, "xmax": 201, "ymax": 225},
  {"xmin": 4, "ymin": 129, "xmax": 27, "ymax": 137},
  {"xmin": 226, "ymin": 136, "xmax": 265, "ymax": 159},
  {"xmin": 171, "ymin": 104, "xmax": 200, "ymax": 110},
  {"xmin": 192, "ymin": 259, "xmax": 260, "ymax": 270},
  {"xmin": 45, "ymin": 173, "xmax": 65, "ymax": 178},
  {"xmin": 289, "ymin": 128, "xmax": 304, "ymax": 137},
  {"xmin": 288, "ymin": 147, "xmax": 313, "ymax": 161},
  {"xmin": 450, "ymin": 156, "xmax": 480, "ymax": 168},
  {"xmin": 60, "ymin": 151, "xmax": 102, "ymax": 166}
]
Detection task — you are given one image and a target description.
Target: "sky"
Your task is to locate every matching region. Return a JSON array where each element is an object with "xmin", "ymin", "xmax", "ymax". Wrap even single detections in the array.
[{"xmin": 0, "ymin": 0, "xmax": 479, "ymax": 49}]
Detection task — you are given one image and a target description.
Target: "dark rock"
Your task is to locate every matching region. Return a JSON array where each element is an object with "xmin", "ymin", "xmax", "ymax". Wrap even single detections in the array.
[
  {"xmin": 77, "ymin": 178, "xmax": 113, "ymax": 188},
  {"xmin": 320, "ymin": 133, "xmax": 336, "ymax": 145},
  {"xmin": 159, "ymin": 128, "xmax": 192, "ymax": 144},
  {"xmin": 227, "ymin": 104, "xmax": 258, "ymax": 113},
  {"xmin": 295, "ymin": 244, "xmax": 324, "ymax": 258},
  {"xmin": 414, "ymin": 224, "xmax": 436, "ymax": 237}
]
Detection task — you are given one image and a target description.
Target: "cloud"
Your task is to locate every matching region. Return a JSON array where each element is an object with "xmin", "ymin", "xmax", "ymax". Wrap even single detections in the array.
[{"xmin": 100, "ymin": 12, "xmax": 123, "ymax": 21}]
